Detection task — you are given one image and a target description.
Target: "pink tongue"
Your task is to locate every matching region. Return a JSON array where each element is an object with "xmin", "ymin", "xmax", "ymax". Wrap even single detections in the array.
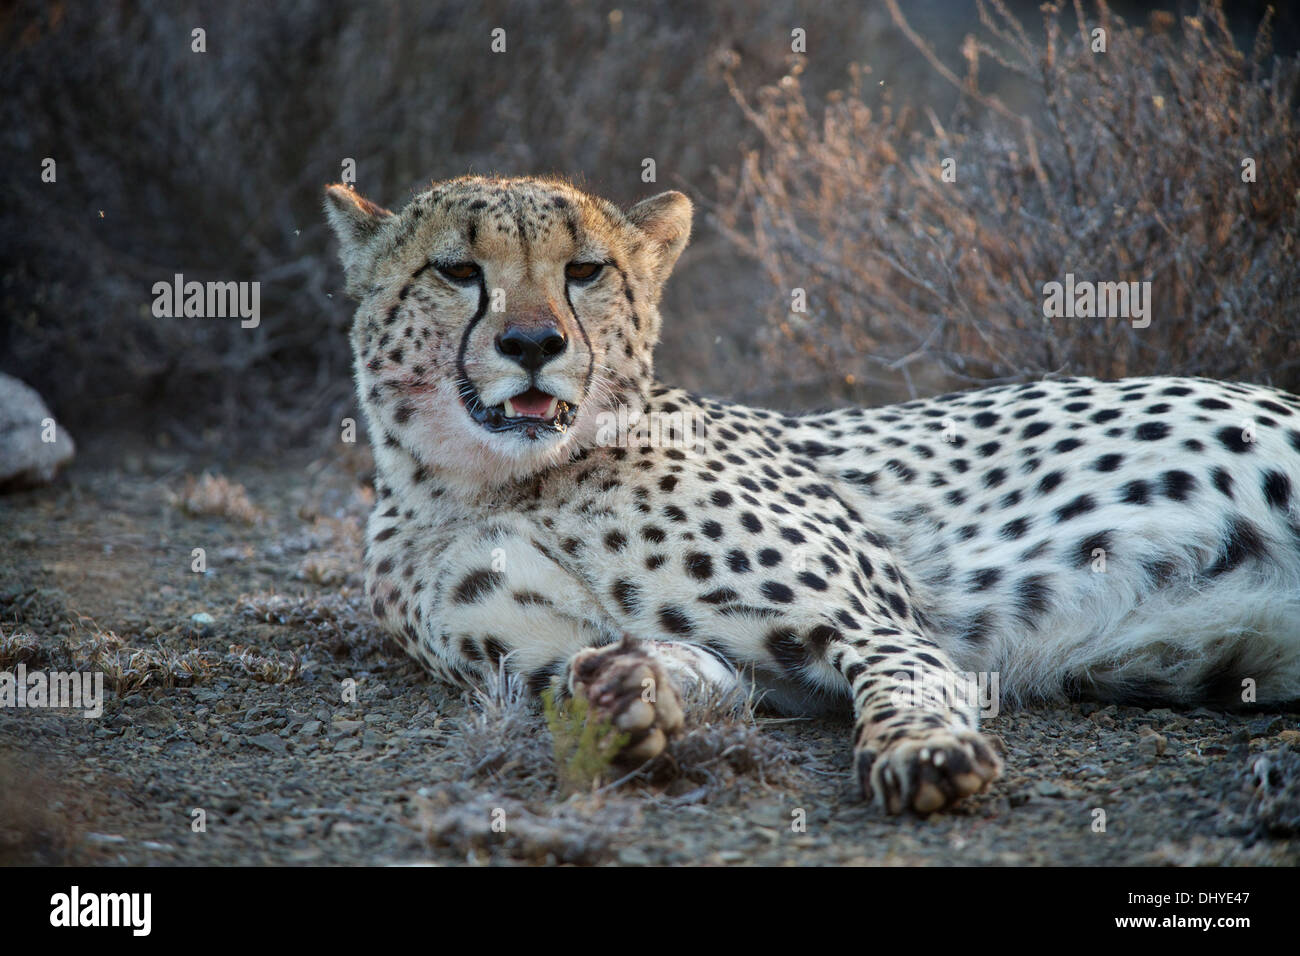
[{"xmin": 511, "ymin": 389, "xmax": 554, "ymax": 417}]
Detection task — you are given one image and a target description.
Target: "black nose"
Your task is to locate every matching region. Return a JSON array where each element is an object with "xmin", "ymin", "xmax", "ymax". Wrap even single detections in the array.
[{"xmin": 496, "ymin": 325, "xmax": 567, "ymax": 372}]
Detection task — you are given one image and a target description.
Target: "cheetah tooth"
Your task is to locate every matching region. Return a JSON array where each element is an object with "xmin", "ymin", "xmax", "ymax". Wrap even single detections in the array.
[
  {"xmin": 545, "ymin": 396, "xmax": 558, "ymax": 418},
  {"xmin": 503, "ymin": 398, "xmax": 517, "ymax": 418}
]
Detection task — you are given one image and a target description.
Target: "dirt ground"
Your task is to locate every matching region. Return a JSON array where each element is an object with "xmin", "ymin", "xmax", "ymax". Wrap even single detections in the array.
[{"xmin": 2, "ymin": 438, "xmax": 1298, "ymax": 867}]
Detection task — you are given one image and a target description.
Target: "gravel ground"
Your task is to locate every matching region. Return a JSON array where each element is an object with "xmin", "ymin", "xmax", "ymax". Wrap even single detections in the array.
[{"xmin": 2, "ymin": 441, "xmax": 1298, "ymax": 866}]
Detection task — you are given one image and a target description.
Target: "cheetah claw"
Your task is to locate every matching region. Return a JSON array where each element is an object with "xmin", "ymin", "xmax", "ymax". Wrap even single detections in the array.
[
  {"xmin": 568, "ymin": 636, "xmax": 685, "ymax": 763},
  {"xmin": 857, "ymin": 729, "xmax": 1002, "ymax": 815}
]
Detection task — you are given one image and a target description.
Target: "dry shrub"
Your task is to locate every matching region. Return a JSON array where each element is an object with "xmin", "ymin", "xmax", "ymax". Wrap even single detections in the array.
[
  {"xmin": 66, "ymin": 622, "xmax": 215, "ymax": 693},
  {"xmin": 0, "ymin": 625, "xmax": 40, "ymax": 670},
  {"xmin": 417, "ymin": 782, "xmax": 636, "ymax": 865},
  {"xmin": 225, "ymin": 643, "xmax": 302, "ymax": 684},
  {"xmin": 718, "ymin": 0, "xmax": 1300, "ymax": 405},
  {"xmin": 652, "ymin": 679, "xmax": 804, "ymax": 794},
  {"xmin": 0, "ymin": 0, "xmax": 939, "ymax": 448},
  {"xmin": 63, "ymin": 614, "xmax": 302, "ymax": 691},
  {"xmin": 170, "ymin": 472, "xmax": 264, "ymax": 524}
]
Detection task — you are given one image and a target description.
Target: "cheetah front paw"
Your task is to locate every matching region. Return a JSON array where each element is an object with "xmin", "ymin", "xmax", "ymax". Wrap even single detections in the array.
[
  {"xmin": 857, "ymin": 729, "xmax": 1002, "ymax": 815},
  {"xmin": 568, "ymin": 637, "xmax": 685, "ymax": 763}
]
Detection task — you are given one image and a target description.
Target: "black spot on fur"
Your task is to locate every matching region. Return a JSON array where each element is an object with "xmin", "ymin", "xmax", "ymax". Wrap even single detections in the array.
[
  {"xmin": 1120, "ymin": 480, "xmax": 1151, "ymax": 505},
  {"xmin": 684, "ymin": 552, "xmax": 714, "ymax": 580},
  {"xmin": 1161, "ymin": 470, "xmax": 1197, "ymax": 501},
  {"xmin": 765, "ymin": 628, "xmax": 806, "ymax": 675},
  {"xmin": 1205, "ymin": 518, "xmax": 1268, "ymax": 577},
  {"xmin": 1262, "ymin": 470, "xmax": 1292, "ymax": 510},
  {"xmin": 999, "ymin": 516, "xmax": 1031, "ymax": 540},
  {"xmin": 613, "ymin": 579, "xmax": 640, "ymax": 614},
  {"xmin": 658, "ymin": 606, "xmax": 694, "ymax": 634},
  {"xmin": 1053, "ymin": 494, "xmax": 1096, "ymax": 522},
  {"xmin": 1075, "ymin": 531, "xmax": 1113, "ymax": 568},
  {"xmin": 1216, "ymin": 426, "xmax": 1253, "ymax": 454},
  {"xmin": 761, "ymin": 581, "xmax": 795, "ymax": 604},
  {"xmin": 1133, "ymin": 424, "xmax": 1175, "ymax": 442},
  {"xmin": 1211, "ymin": 467, "xmax": 1234, "ymax": 499},
  {"xmin": 451, "ymin": 568, "xmax": 502, "ymax": 605},
  {"xmin": 1012, "ymin": 574, "xmax": 1053, "ymax": 629}
]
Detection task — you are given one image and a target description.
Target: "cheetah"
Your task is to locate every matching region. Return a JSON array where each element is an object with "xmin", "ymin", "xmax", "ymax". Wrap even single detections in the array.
[{"xmin": 324, "ymin": 175, "xmax": 1300, "ymax": 814}]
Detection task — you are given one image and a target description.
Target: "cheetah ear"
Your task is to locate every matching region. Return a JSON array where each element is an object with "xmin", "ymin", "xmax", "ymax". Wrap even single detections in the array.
[
  {"xmin": 626, "ymin": 191, "xmax": 692, "ymax": 291},
  {"xmin": 324, "ymin": 184, "xmax": 393, "ymax": 295}
]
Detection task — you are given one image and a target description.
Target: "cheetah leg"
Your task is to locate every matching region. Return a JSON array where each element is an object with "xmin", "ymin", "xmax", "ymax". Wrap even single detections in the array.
[{"xmin": 830, "ymin": 633, "xmax": 1002, "ymax": 814}]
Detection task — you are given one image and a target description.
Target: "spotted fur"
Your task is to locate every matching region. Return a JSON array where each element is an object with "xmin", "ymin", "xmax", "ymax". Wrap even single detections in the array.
[{"xmin": 325, "ymin": 175, "xmax": 1300, "ymax": 814}]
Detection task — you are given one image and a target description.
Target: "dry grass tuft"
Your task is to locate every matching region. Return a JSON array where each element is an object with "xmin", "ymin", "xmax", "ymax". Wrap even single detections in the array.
[
  {"xmin": 416, "ymin": 782, "xmax": 637, "ymax": 865},
  {"xmin": 66, "ymin": 618, "xmax": 215, "ymax": 693},
  {"xmin": 225, "ymin": 643, "xmax": 302, "ymax": 684},
  {"xmin": 0, "ymin": 625, "xmax": 41, "ymax": 670},
  {"xmin": 170, "ymin": 472, "xmax": 264, "ymax": 524},
  {"xmin": 59, "ymin": 613, "xmax": 302, "ymax": 692}
]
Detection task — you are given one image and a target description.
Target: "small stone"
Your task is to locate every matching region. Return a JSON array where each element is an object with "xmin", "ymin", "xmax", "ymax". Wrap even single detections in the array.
[
  {"xmin": 300, "ymin": 720, "xmax": 322, "ymax": 737},
  {"xmin": 617, "ymin": 846, "xmax": 651, "ymax": 865},
  {"xmin": 248, "ymin": 733, "xmax": 287, "ymax": 755},
  {"xmin": 1137, "ymin": 731, "xmax": 1167, "ymax": 756},
  {"xmin": 1249, "ymin": 715, "xmax": 1286, "ymax": 738},
  {"xmin": 0, "ymin": 373, "xmax": 75, "ymax": 489}
]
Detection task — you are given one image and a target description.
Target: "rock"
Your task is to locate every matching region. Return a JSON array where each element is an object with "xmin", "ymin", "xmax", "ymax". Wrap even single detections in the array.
[
  {"xmin": 617, "ymin": 846, "xmax": 651, "ymax": 865},
  {"xmin": 248, "ymin": 733, "xmax": 287, "ymax": 755},
  {"xmin": 1249, "ymin": 715, "xmax": 1286, "ymax": 738},
  {"xmin": 0, "ymin": 373, "xmax": 75, "ymax": 489},
  {"xmin": 1137, "ymin": 729, "xmax": 1167, "ymax": 756}
]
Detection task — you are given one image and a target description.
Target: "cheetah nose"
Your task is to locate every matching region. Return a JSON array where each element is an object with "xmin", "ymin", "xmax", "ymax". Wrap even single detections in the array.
[{"xmin": 496, "ymin": 325, "xmax": 567, "ymax": 372}]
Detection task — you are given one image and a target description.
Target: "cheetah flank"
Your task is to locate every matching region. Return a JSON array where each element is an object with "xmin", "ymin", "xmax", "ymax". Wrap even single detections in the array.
[{"xmin": 325, "ymin": 176, "xmax": 1300, "ymax": 814}]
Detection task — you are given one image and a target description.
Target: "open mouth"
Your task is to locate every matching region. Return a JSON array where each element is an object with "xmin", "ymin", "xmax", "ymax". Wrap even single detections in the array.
[{"xmin": 462, "ymin": 384, "xmax": 577, "ymax": 438}]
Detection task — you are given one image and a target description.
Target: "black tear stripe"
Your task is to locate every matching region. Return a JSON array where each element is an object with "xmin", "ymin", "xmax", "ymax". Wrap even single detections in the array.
[
  {"xmin": 411, "ymin": 261, "xmax": 434, "ymax": 280},
  {"xmin": 562, "ymin": 282, "xmax": 596, "ymax": 397},
  {"xmin": 453, "ymin": 276, "xmax": 491, "ymax": 397}
]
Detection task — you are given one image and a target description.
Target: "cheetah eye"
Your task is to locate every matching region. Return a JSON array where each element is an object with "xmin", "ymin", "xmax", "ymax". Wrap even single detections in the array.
[
  {"xmin": 565, "ymin": 262, "xmax": 603, "ymax": 282},
  {"xmin": 437, "ymin": 261, "xmax": 481, "ymax": 282}
]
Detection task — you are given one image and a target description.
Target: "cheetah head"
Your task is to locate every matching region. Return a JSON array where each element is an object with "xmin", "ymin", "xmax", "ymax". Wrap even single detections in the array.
[{"xmin": 325, "ymin": 176, "xmax": 691, "ymax": 488}]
